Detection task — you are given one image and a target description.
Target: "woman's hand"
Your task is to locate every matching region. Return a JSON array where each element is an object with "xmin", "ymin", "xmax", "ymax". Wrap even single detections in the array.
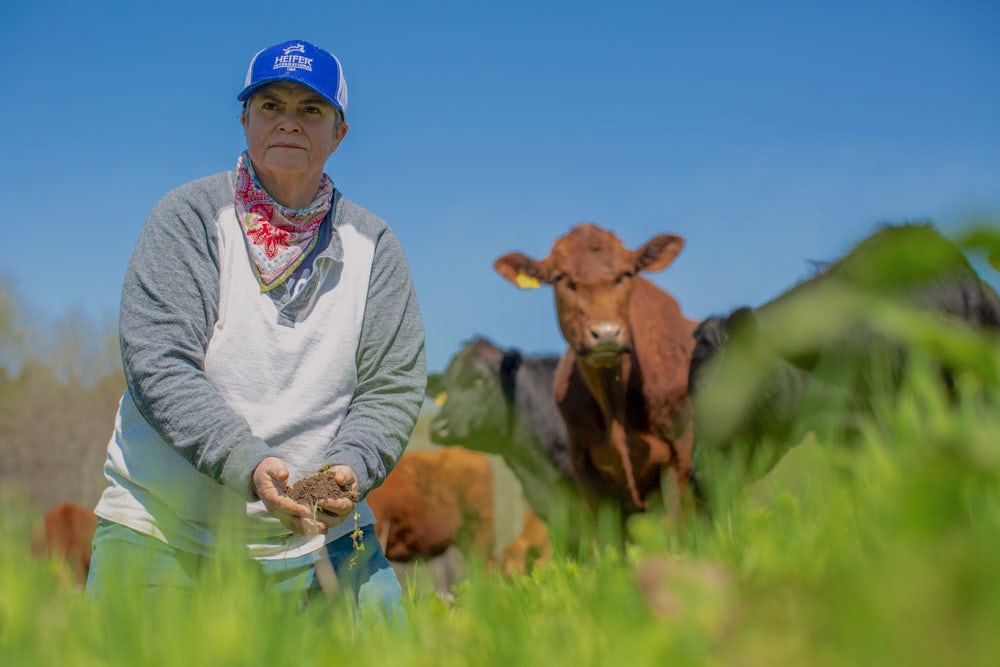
[
  {"xmin": 310, "ymin": 465, "xmax": 360, "ymax": 531},
  {"xmin": 252, "ymin": 456, "xmax": 327, "ymax": 536}
]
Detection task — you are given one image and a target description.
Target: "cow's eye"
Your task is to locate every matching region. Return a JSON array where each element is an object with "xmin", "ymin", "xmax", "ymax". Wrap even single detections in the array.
[
  {"xmin": 553, "ymin": 274, "xmax": 575, "ymax": 290},
  {"xmin": 616, "ymin": 270, "xmax": 635, "ymax": 285}
]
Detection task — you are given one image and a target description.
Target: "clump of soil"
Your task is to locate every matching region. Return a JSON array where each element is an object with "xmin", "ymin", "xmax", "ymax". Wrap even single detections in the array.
[{"xmin": 287, "ymin": 470, "xmax": 359, "ymax": 510}]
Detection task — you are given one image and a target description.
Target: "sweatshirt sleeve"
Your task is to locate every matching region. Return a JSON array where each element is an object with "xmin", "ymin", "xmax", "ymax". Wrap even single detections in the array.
[
  {"xmin": 119, "ymin": 179, "xmax": 272, "ymax": 501},
  {"xmin": 325, "ymin": 226, "xmax": 426, "ymax": 497}
]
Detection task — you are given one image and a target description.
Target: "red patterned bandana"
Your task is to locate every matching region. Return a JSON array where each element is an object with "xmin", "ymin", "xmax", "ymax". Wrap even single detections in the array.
[{"xmin": 234, "ymin": 152, "xmax": 334, "ymax": 291}]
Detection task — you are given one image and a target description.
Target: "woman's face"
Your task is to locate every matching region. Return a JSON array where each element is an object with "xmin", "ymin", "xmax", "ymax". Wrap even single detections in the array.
[{"xmin": 240, "ymin": 82, "xmax": 347, "ymax": 194}]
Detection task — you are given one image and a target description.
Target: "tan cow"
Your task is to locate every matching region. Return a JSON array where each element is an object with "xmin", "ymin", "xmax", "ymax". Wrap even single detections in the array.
[
  {"xmin": 495, "ymin": 223, "xmax": 697, "ymax": 520},
  {"xmin": 366, "ymin": 446, "xmax": 495, "ymax": 565},
  {"xmin": 30, "ymin": 501, "xmax": 98, "ymax": 588}
]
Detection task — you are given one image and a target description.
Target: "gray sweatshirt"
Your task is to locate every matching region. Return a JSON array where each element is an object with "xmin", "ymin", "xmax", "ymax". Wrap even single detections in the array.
[{"xmin": 94, "ymin": 168, "xmax": 426, "ymax": 559}]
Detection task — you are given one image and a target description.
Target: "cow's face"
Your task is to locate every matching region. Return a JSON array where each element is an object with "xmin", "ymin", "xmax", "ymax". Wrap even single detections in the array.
[
  {"xmin": 495, "ymin": 223, "xmax": 684, "ymax": 367},
  {"xmin": 428, "ymin": 339, "xmax": 509, "ymax": 451}
]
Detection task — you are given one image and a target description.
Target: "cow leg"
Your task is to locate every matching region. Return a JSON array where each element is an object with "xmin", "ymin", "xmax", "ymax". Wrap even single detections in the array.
[
  {"xmin": 468, "ymin": 513, "xmax": 496, "ymax": 567},
  {"xmin": 657, "ymin": 456, "xmax": 698, "ymax": 535},
  {"xmin": 608, "ymin": 419, "xmax": 645, "ymax": 511},
  {"xmin": 553, "ymin": 355, "xmax": 607, "ymax": 520}
]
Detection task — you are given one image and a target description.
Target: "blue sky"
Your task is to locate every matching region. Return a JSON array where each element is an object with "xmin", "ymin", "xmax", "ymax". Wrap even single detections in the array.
[{"xmin": 3, "ymin": 1, "xmax": 999, "ymax": 372}]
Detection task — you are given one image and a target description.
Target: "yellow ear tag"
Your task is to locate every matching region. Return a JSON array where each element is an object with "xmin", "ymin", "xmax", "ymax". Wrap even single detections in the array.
[
  {"xmin": 434, "ymin": 391, "xmax": 447, "ymax": 407},
  {"xmin": 515, "ymin": 271, "xmax": 541, "ymax": 289}
]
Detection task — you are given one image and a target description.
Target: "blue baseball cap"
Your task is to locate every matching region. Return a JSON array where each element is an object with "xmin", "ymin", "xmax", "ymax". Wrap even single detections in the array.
[{"xmin": 238, "ymin": 40, "xmax": 348, "ymax": 118}]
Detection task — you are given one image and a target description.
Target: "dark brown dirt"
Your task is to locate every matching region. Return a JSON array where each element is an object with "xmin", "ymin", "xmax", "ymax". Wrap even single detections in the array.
[{"xmin": 286, "ymin": 469, "xmax": 359, "ymax": 509}]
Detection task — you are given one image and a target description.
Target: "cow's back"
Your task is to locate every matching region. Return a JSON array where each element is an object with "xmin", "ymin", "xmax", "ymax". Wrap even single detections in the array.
[{"xmin": 366, "ymin": 448, "xmax": 494, "ymax": 562}]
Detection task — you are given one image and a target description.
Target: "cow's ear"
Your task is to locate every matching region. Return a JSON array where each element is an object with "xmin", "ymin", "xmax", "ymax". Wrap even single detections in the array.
[
  {"xmin": 634, "ymin": 234, "xmax": 684, "ymax": 273},
  {"xmin": 494, "ymin": 252, "xmax": 549, "ymax": 288}
]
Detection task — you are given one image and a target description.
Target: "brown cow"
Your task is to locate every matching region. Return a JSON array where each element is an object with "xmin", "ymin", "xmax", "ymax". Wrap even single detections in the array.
[
  {"xmin": 366, "ymin": 446, "xmax": 495, "ymax": 565},
  {"xmin": 494, "ymin": 223, "xmax": 696, "ymax": 520},
  {"xmin": 30, "ymin": 501, "xmax": 98, "ymax": 588}
]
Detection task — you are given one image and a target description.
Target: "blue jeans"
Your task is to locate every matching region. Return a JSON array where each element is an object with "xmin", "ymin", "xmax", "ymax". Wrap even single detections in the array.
[{"xmin": 86, "ymin": 520, "xmax": 403, "ymax": 622}]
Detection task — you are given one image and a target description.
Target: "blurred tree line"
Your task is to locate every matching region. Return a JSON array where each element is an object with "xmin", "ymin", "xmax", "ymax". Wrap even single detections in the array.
[{"xmin": 0, "ymin": 278, "xmax": 123, "ymax": 515}]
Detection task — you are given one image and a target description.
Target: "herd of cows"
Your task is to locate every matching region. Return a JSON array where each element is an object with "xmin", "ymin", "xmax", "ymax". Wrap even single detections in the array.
[{"xmin": 30, "ymin": 220, "xmax": 1000, "ymax": 592}]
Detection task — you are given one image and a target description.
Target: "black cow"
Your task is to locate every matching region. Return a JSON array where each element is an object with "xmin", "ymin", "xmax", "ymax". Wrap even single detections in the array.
[
  {"xmin": 689, "ymin": 222, "xmax": 1000, "ymax": 485},
  {"xmin": 427, "ymin": 338, "xmax": 585, "ymax": 540}
]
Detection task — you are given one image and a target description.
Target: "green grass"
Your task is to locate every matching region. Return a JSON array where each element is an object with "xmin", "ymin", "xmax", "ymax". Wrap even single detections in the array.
[
  {"xmin": 5, "ymin": 363, "xmax": 1000, "ymax": 667},
  {"xmin": 7, "ymin": 247, "xmax": 1000, "ymax": 666}
]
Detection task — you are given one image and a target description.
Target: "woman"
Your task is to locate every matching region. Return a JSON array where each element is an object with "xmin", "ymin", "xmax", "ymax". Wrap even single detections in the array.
[{"xmin": 86, "ymin": 40, "xmax": 426, "ymax": 620}]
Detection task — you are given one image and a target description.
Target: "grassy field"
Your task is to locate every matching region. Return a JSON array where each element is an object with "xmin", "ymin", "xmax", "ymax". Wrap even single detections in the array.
[{"xmin": 3, "ymin": 354, "xmax": 999, "ymax": 667}]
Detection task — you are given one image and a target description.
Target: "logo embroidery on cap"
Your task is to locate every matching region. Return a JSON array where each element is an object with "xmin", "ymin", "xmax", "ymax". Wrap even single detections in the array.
[{"xmin": 273, "ymin": 43, "xmax": 312, "ymax": 72}]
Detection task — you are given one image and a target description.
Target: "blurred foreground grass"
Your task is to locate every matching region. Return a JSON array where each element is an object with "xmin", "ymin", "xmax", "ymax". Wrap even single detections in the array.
[{"xmin": 3, "ymin": 355, "xmax": 1000, "ymax": 667}]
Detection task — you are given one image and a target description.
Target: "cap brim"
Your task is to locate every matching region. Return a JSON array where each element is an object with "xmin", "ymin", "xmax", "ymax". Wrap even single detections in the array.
[{"xmin": 237, "ymin": 77, "xmax": 344, "ymax": 115}]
